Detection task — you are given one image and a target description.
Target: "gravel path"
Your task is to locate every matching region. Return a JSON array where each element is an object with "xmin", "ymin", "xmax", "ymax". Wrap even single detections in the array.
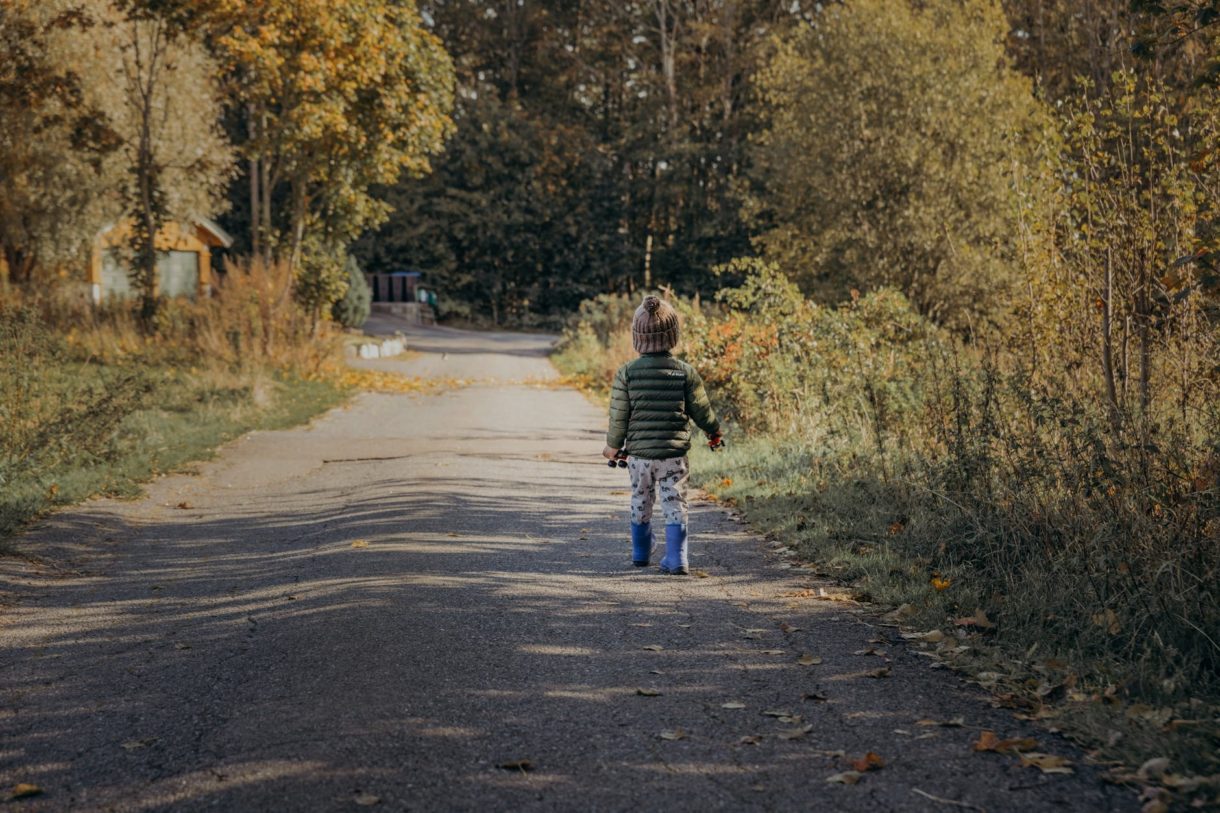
[{"xmin": 0, "ymin": 321, "xmax": 1135, "ymax": 812}]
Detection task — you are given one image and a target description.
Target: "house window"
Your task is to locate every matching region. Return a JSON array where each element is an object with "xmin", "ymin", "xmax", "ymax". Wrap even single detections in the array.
[
  {"xmin": 158, "ymin": 251, "xmax": 200, "ymax": 299},
  {"xmin": 101, "ymin": 249, "xmax": 200, "ymax": 299},
  {"xmin": 101, "ymin": 249, "xmax": 134, "ymax": 300}
]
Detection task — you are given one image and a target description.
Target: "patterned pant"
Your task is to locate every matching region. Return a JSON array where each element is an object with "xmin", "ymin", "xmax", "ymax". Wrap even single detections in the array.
[{"xmin": 628, "ymin": 456, "xmax": 689, "ymax": 526}]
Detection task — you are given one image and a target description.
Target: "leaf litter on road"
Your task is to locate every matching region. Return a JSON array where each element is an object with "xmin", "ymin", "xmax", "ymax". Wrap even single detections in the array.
[
  {"xmin": 850, "ymin": 752, "xmax": 885, "ymax": 772},
  {"xmin": 972, "ymin": 730, "xmax": 1037, "ymax": 754},
  {"xmin": 1018, "ymin": 753, "xmax": 1074, "ymax": 774},
  {"xmin": 797, "ymin": 653, "xmax": 823, "ymax": 666},
  {"xmin": 635, "ymin": 688, "xmax": 662, "ymax": 697},
  {"xmin": 658, "ymin": 728, "xmax": 686, "ymax": 741},
  {"xmin": 496, "ymin": 759, "xmax": 534, "ymax": 772},
  {"xmin": 10, "ymin": 784, "xmax": 42, "ymax": 800},
  {"xmin": 777, "ymin": 724, "xmax": 813, "ymax": 740}
]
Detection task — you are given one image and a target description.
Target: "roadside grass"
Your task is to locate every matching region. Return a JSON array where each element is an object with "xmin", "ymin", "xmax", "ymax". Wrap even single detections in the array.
[
  {"xmin": 0, "ymin": 358, "xmax": 347, "ymax": 550},
  {"xmin": 1, "ymin": 260, "xmax": 359, "ymax": 552},
  {"xmin": 688, "ymin": 438, "xmax": 1217, "ymax": 777}
]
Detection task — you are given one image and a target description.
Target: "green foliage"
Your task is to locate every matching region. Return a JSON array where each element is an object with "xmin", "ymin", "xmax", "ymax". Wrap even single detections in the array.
[
  {"xmin": 552, "ymin": 293, "xmax": 640, "ymax": 392},
  {"xmin": 356, "ymin": 95, "xmax": 630, "ymax": 327},
  {"xmin": 331, "ymin": 255, "xmax": 370, "ymax": 329},
  {"xmin": 293, "ymin": 239, "xmax": 349, "ymax": 328},
  {"xmin": 748, "ymin": 0, "xmax": 1050, "ymax": 332},
  {"xmin": 357, "ymin": 0, "xmax": 778, "ymax": 324}
]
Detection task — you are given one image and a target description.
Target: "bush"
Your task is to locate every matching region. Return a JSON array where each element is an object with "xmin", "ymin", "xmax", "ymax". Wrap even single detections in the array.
[{"xmin": 331, "ymin": 255, "xmax": 371, "ymax": 329}]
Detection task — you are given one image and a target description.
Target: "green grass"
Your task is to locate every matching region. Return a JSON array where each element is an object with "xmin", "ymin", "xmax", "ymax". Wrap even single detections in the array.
[{"xmin": 0, "ymin": 363, "xmax": 348, "ymax": 550}]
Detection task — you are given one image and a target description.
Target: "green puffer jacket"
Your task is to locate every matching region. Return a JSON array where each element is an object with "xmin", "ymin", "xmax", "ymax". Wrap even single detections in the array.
[{"xmin": 606, "ymin": 352, "xmax": 721, "ymax": 459}]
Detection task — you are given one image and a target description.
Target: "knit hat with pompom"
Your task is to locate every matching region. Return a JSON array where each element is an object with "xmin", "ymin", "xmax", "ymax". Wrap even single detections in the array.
[{"xmin": 632, "ymin": 295, "xmax": 680, "ymax": 354}]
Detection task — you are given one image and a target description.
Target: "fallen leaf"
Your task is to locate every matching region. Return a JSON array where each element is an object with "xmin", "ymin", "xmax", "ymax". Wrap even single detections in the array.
[
  {"xmin": 972, "ymin": 730, "xmax": 1037, "ymax": 754},
  {"xmin": 496, "ymin": 760, "xmax": 533, "ymax": 772},
  {"xmin": 693, "ymin": 570, "xmax": 710, "ymax": 578},
  {"xmin": 931, "ymin": 576, "xmax": 952, "ymax": 591},
  {"xmin": 721, "ymin": 702, "xmax": 746, "ymax": 710},
  {"xmin": 1019, "ymin": 753, "xmax": 1074, "ymax": 774},
  {"xmin": 780, "ymin": 623, "xmax": 803, "ymax": 633},
  {"xmin": 916, "ymin": 717, "xmax": 964, "ymax": 727},
  {"xmin": 853, "ymin": 647, "xmax": 887, "ymax": 657},
  {"xmin": 851, "ymin": 752, "xmax": 886, "ymax": 772},
  {"xmin": 864, "ymin": 666, "xmax": 892, "ymax": 678},
  {"xmin": 797, "ymin": 654, "xmax": 823, "ymax": 666},
  {"xmin": 826, "ymin": 771, "xmax": 863, "ymax": 785},
  {"xmin": 804, "ymin": 691, "xmax": 829, "ymax": 702},
  {"xmin": 762, "ymin": 709, "xmax": 794, "ymax": 718},
  {"xmin": 777, "ymin": 724, "xmax": 813, "ymax": 740},
  {"xmin": 174, "ymin": 643, "xmax": 191, "ymax": 650},
  {"xmin": 658, "ymin": 729, "xmax": 686, "ymax": 741},
  {"xmin": 350, "ymin": 540, "xmax": 370, "ymax": 549},
  {"xmin": 812, "ymin": 588, "xmax": 855, "ymax": 602},
  {"xmin": 175, "ymin": 501, "xmax": 192, "ymax": 510},
  {"xmin": 901, "ymin": 630, "xmax": 946, "ymax": 644},
  {"xmin": 759, "ymin": 649, "xmax": 786, "ymax": 655},
  {"xmin": 1091, "ymin": 608, "xmax": 1121, "ymax": 635},
  {"xmin": 738, "ymin": 735, "xmax": 762, "ymax": 745},
  {"xmin": 1138, "ymin": 757, "xmax": 1171, "ymax": 781},
  {"xmin": 121, "ymin": 738, "xmax": 157, "ymax": 750},
  {"xmin": 642, "ymin": 645, "xmax": 664, "ymax": 652},
  {"xmin": 776, "ymin": 715, "xmax": 804, "ymax": 724},
  {"xmin": 10, "ymin": 784, "xmax": 42, "ymax": 800},
  {"xmin": 954, "ymin": 609, "xmax": 995, "ymax": 630},
  {"xmin": 636, "ymin": 688, "xmax": 662, "ymax": 697},
  {"xmin": 354, "ymin": 792, "xmax": 381, "ymax": 806}
]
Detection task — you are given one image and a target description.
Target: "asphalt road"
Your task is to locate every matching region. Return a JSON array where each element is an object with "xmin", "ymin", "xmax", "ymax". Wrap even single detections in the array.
[{"xmin": 0, "ymin": 321, "xmax": 1136, "ymax": 812}]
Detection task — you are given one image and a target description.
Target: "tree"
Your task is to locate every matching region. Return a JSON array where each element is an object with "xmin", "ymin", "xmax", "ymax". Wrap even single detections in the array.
[
  {"xmin": 180, "ymin": 0, "xmax": 456, "ymax": 273},
  {"xmin": 95, "ymin": 3, "xmax": 232, "ymax": 321},
  {"xmin": 0, "ymin": 1, "xmax": 121, "ymax": 285},
  {"xmin": 747, "ymin": 0, "xmax": 1050, "ymax": 333}
]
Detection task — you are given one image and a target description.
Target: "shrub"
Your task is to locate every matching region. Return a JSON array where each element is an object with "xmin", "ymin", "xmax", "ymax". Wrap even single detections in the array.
[{"xmin": 331, "ymin": 255, "xmax": 371, "ymax": 329}]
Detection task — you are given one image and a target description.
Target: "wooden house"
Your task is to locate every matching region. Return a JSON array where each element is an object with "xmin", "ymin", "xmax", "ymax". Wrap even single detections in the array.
[{"xmin": 89, "ymin": 218, "xmax": 233, "ymax": 304}]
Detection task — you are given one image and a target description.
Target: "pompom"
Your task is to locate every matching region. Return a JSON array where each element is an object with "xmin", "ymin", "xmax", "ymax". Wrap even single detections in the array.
[{"xmin": 643, "ymin": 295, "xmax": 661, "ymax": 314}]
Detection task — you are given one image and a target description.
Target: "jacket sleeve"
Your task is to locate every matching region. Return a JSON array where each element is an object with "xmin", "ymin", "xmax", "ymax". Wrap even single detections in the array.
[
  {"xmin": 606, "ymin": 365, "xmax": 631, "ymax": 449},
  {"xmin": 684, "ymin": 366, "xmax": 721, "ymax": 437}
]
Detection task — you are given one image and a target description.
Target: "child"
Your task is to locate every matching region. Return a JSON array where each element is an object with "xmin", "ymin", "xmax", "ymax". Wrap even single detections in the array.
[{"xmin": 603, "ymin": 295, "xmax": 723, "ymax": 575}]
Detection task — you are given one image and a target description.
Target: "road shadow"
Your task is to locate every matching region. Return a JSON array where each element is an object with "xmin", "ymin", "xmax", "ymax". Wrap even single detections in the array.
[{"xmin": 0, "ymin": 467, "xmax": 1137, "ymax": 812}]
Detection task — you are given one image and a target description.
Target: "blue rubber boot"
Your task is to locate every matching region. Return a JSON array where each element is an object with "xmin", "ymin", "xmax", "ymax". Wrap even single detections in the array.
[
  {"xmin": 660, "ymin": 524, "xmax": 689, "ymax": 575},
  {"xmin": 630, "ymin": 522, "xmax": 654, "ymax": 567}
]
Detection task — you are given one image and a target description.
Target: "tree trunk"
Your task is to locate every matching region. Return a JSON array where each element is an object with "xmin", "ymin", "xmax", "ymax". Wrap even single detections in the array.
[
  {"xmin": 288, "ymin": 177, "xmax": 307, "ymax": 273},
  {"xmin": 260, "ymin": 109, "xmax": 272, "ymax": 265},
  {"xmin": 1101, "ymin": 245, "xmax": 1120, "ymax": 427},
  {"xmin": 248, "ymin": 104, "xmax": 261, "ymax": 260}
]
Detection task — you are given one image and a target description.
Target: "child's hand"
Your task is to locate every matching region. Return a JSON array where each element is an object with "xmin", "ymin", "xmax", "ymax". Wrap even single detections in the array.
[
  {"xmin": 603, "ymin": 445, "xmax": 621, "ymax": 460},
  {"xmin": 708, "ymin": 433, "xmax": 725, "ymax": 450}
]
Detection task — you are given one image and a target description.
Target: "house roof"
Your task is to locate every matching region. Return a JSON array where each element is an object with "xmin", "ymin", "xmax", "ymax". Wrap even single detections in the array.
[
  {"xmin": 195, "ymin": 217, "xmax": 233, "ymax": 249},
  {"xmin": 95, "ymin": 217, "xmax": 234, "ymax": 249}
]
